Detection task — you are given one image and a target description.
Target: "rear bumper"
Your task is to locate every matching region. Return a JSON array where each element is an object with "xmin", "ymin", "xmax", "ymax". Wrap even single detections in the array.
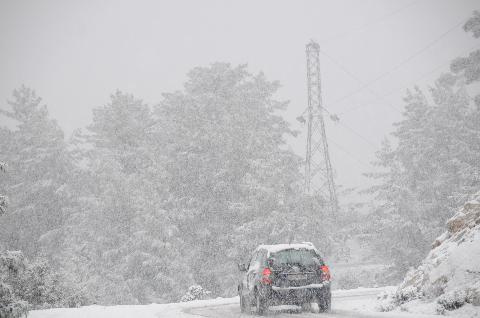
[
  {"xmin": 271, "ymin": 283, "xmax": 326, "ymax": 291},
  {"xmin": 261, "ymin": 282, "xmax": 330, "ymax": 306}
]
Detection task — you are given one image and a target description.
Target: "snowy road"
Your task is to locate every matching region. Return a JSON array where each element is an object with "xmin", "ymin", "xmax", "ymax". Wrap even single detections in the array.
[
  {"xmin": 184, "ymin": 288, "xmax": 437, "ymax": 318},
  {"xmin": 30, "ymin": 287, "xmax": 439, "ymax": 318}
]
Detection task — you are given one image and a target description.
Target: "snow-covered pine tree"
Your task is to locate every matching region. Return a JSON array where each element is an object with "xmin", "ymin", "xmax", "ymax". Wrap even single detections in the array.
[
  {"xmin": 366, "ymin": 11, "xmax": 480, "ymax": 280},
  {"xmin": 63, "ymin": 91, "xmax": 191, "ymax": 304},
  {"xmin": 452, "ymin": 10, "xmax": 480, "ymax": 86},
  {"xmin": 0, "ymin": 251, "xmax": 28, "ymax": 318},
  {"xmin": 0, "ymin": 86, "xmax": 75, "ymax": 259},
  {"xmin": 0, "ymin": 162, "xmax": 27, "ymax": 318},
  {"xmin": 0, "ymin": 87, "xmax": 87, "ymax": 311},
  {"xmin": 154, "ymin": 63, "xmax": 310, "ymax": 295},
  {"xmin": 0, "ymin": 161, "xmax": 7, "ymax": 216}
]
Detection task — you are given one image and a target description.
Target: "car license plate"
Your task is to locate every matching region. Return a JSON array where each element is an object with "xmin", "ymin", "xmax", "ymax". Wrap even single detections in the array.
[{"xmin": 288, "ymin": 274, "xmax": 306, "ymax": 281}]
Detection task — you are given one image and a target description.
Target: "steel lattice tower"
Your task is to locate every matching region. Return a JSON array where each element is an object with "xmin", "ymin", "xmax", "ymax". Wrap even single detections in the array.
[{"xmin": 305, "ymin": 40, "xmax": 338, "ymax": 213}]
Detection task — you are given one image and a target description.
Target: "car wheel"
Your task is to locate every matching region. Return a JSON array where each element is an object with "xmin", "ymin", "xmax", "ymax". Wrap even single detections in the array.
[
  {"xmin": 239, "ymin": 287, "xmax": 251, "ymax": 314},
  {"xmin": 240, "ymin": 294, "xmax": 246, "ymax": 313},
  {"xmin": 317, "ymin": 294, "xmax": 331, "ymax": 313},
  {"xmin": 255, "ymin": 290, "xmax": 266, "ymax": 316},
  {"xmin": 301, "ymin": 302, "xmax": 311, "ymax": 312}
]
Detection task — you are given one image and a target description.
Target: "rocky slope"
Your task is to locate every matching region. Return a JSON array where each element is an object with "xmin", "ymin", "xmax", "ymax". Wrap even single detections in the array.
[{"xmin": 378, "ymin": 192, "xmax": 480, "ymax": 315}]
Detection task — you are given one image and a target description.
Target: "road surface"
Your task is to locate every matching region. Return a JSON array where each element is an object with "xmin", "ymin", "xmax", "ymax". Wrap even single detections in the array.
[
  {"xmin": 184, "ymin": 288, "xmax": 436, "ymax": 318},
  {"xmin": 29, "ymin": 287, "xmax": 440, "ymax": 318}
]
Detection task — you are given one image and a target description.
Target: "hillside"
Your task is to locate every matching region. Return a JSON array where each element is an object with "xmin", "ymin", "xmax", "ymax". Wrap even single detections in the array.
[{"xmin": 378, "ymin": 192, "xmax": 480, "ymax": 316}]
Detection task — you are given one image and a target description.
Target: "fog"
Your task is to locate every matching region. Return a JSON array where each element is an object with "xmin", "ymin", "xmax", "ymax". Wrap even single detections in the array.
[
  {"xmin": 1, "ymin": 1, "xmax": 480, "ymax": 317},
  {"xmin": 1, "ymin": 0, "xmax": 478, "ymax": 192}
]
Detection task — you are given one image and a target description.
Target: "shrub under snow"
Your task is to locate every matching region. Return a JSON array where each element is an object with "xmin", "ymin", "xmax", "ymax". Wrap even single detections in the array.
[
  {"xmin": 0, "ymin": 251, "xmax": 89, "ymax": 317},
  {"xmin": 180, "ymin": 285, "xmax": 212, "ymax": 302},
  {"xmin": 0, "ymin": 251, "xmax": 29, "ymax": 318}
]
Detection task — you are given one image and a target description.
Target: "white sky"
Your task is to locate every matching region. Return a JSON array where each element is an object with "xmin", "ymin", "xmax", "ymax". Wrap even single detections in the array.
[{"xmin": 1, "ymin": 0, "xmax": 479, "ymax": 199}]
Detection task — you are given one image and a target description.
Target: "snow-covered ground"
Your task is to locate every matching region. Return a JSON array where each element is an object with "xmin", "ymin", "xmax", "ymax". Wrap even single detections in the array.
[
  {"xmin": 377, "ymin": 194, "xmax": 480, "ymax": 318},
  {"xmin": 30, "ymin": 287, "xmax": 447, "ymax": 318},
  {"xmin": 29, "ymin": 297, "xmax": 236, "ymax": 318}
]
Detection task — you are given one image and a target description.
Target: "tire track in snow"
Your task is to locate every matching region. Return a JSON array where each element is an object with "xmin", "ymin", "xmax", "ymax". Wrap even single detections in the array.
[{"xmin": 182, "ymin": 289, "xmax": 438, "ymax": 318}]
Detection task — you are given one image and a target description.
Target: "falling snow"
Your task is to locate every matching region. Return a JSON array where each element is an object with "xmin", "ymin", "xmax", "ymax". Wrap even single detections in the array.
[{"xmin": 1, "ymin": 3, "xmax": 480, "ymax": 318}]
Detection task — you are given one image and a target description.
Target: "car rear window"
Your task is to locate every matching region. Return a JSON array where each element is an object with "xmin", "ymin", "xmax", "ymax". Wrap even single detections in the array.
[{"xmin": 270, "ymin": 248, "xmax": 321, "ymax": 266}]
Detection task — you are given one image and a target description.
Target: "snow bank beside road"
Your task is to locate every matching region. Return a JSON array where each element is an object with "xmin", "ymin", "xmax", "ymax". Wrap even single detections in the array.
[
  {"xmin": 378, "ymin": 193, "xmax": 480, "ymax": 316},
  {"xmin": 29, "ymin": 297, "xmax": 238, "ymax": 318}
]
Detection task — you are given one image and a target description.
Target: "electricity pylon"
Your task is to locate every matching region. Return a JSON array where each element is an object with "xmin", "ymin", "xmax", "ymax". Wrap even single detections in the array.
[{"xmin": 304, "ymin": 40, "xmax": 338, "ymax": 214}]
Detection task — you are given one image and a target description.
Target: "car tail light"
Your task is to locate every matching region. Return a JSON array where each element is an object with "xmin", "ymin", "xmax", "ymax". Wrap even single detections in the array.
[
  {"xmin": 320, "ymin": 265, "xmax": 331, "ymax": 281},
  {"xmin": 261, "ymin": 267, "xmax": 272, "ymax": 284}
]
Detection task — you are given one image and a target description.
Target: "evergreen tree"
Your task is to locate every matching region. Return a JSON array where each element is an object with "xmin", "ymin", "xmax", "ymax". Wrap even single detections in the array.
[
  {"xmin": 0, "ymin": 251, "xmax": 28, "ymax": 318},
  {"xmin": 0, "ymin": 86, "xmax": 75, "ymax": 260},
  {"xmin": 0, "ymin": 161, "xmax": 6, "ymax": 216},
  {"xmin": 452, "ymin": 10, "xmax": 480, "ymax": 87},
  {"xmin": 64, "ymin": 91, "xmax": 190, "ymax": 304},
  {"xmin": 366, "ymin": 12, "xmax": 480, "ymax": 278},
  {"xmin": 154, "ymin": 63, "xmax": 305, "ymax": 294}
]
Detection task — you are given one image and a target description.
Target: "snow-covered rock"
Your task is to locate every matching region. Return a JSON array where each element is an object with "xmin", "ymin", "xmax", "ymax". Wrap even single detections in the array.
[{"xmin": 379, "ymin": 192, "xmax": 480, "ymax": 315}]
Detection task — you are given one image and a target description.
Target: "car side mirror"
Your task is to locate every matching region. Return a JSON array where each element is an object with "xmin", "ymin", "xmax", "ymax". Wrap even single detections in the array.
[{"xmin": 238, "ymin": 263, "xmax": 247, "ymax": 272}]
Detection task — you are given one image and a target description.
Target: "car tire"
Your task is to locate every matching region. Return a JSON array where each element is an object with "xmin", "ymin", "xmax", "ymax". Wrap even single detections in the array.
[
  {"xmin": 301, "ymin": 302, "xmax": 311, "ymax": 312},
  {"xmin": 240, "ymin": 294, "xmax": 246, "ymax": 313},
  {"xmin": 317, "ymin": 294, "xmax": 331, "ymax": 313},
  {"xmin": 255, "ymin": 290, "xmax": 266, "ymax": 316}
]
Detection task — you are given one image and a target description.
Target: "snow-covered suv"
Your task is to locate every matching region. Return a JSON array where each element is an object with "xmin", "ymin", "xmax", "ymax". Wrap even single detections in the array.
[{"xmin": 238, "ymin": 242, "xmax": 331, "ymax": 315}]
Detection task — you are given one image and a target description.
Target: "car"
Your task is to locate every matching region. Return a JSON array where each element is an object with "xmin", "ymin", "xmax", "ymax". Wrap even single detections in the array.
[{"xmin": 237, "ymin": 242, "xmax": 331, "ymax": 315}]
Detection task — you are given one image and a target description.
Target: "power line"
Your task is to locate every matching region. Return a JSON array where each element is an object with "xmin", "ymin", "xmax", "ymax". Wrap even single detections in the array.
[
  {"xmin": 328, "ymin": 138, "xmax": 372, "ymax": 169},
  {"xmin": 320, "ymin": 49, "xmax": 402, "ymax": 113},
  {"xmin": 323, "ymin": 43, "xmax": 478, "ymax": 172},
  {"xmin": 298, "ymin": 16, "xmax": 470, "ymax": 164},
  {"xmin": 327, "ymin": 17, "xmax": 466, "ymax": 107},
  {"xmin": 381, "ymin": 43, "xmax": 480, "ymax": 97},
  {"xmin": 303, "ymin": 110, "xmax": 379, "ymax": 150},
  {"xmin": 336, "ymin": 121, "xmax": 377, "ymax": 149},
  {"xmin": 337, "ymin": 43, "xmax": 480, "ymax": 116},
  {"xmin": 316, "ymin": 43, "xmax": 480, "ymax": 158},
  {"xmin": 309, "ymin": 16, "xmax": 468, "ymax": 116},
  {"xmin": 298, "ymin": 46, "xmax": 395, "ymax": 149},
  {"xmin": 299, "ymin": 43, "xmax": 476, "ymax": 156},
  {"xmin": 299, "ymin": 16, "xmax": 467, "ymax": 118},
  {"xmin": 321, "ymin": 0, "xmax": 425, "ymax": 46}
]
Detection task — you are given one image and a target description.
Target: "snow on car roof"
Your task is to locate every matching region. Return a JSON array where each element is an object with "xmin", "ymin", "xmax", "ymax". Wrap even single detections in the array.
[{"xmin": 256, "ymin": 243, "xmax": 318, "ymax": 255}]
